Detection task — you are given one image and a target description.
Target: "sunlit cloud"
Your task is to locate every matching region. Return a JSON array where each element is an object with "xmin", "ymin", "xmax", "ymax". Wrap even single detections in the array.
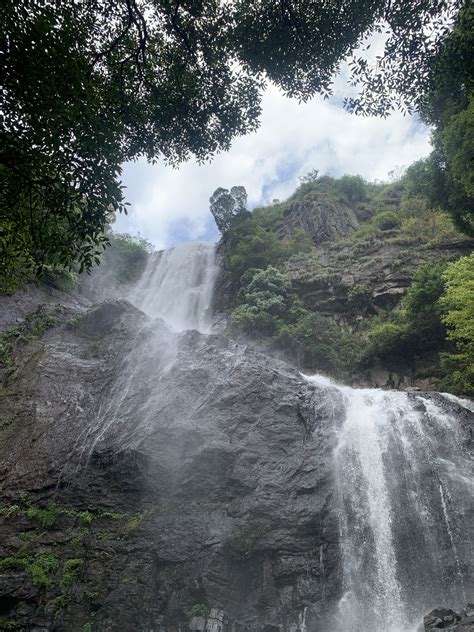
[{"xmin": 114, "ymin": 83, "xmax": 431, "ymax": 250}]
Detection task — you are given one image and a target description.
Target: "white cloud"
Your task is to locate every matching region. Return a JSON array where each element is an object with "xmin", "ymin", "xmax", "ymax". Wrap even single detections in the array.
[{"xmin": 114, "ymin": 84, "xmax": 432, "ymax": 250}]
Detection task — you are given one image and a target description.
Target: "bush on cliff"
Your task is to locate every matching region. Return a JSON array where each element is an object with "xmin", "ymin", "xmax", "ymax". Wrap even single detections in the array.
[{"xmin": 229, "ymin": 266, "xmax": 356, "ymax": 377}]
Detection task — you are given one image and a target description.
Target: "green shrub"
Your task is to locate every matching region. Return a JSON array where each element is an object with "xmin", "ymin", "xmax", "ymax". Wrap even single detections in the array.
[
  {"xmin": 230, "ymin": 267, "xmax": 299, "ymax": 337},
  {"xmin": 29, "ymin": 551, "xmax": 60, "ymax": 589},
  {"xmin": 61, "ymin": 559, "xmax": 84, "ymax": 587},
  {"xmin": 399, "ymin": 210, "xmax": 460, "ymax": 243},
  {"xmin": 336, "ymin": 174, "xmax": 367, "ymax": 203},
  {"xmin": 361, "ymin": 262, "xmax": 449, "ymax": 370},
  {"xmin": 439, "ymin": 352, "xmax": 474, "ymax": 396},
  {"xmin": 26, "ymin": 502, "xmax": 63, "ymax": 529},
  {"xmin": 402, "ymin": 157, "xmax": 438, "ymax": 201},
  {"xmin": 347, "ymin": 284, "xmax": 372, "ymax": 310},
  {"xmin": 364, "ymin": 321, "xmax": 411, "ymax": 364},
  {"xmin": 276, "ymin": 312, "xmax": 357, "ymax": 377},
  {"xmin": 0, "ymin": 505, "xmax": 20, "ymax": 518},
  {"xmin": 0, "ymin": 556, "xmax": 29, "ymax": 572},
  {"xmin": 225, "ymin": 219, "xmax": 289, "ymax": 284},
  {"xmin": 372, "ymin": 211, "xmax": 401, "ymax": 231},
  {"xmin": 78, "ymin": 511, "xmax": 94, "ymax": 526},
  {"xmin": 439, "ymin": 254, "xmax": 474, "ymax": 395},
  {"xmin": 252, "ymin": 202, "xmax": 286, "ymax": 228},
  {"xmin": 399, "ymin": 194, "xmax": 428, "ymax": 218},
  {"xmin": 404, "ymin": 262, "xmax": 447, "ymax": 325}
]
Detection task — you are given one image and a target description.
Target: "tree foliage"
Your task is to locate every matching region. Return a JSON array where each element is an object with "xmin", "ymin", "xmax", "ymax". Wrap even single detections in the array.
[
  {"xmin": 337, "ymin": 175, "xmax": 367, "ymax": 203},
  {"xmin": 345, "ymin": 0, "xmax": 465, "ymax": 116},
  {"xmin": 405, "ymin": 94, "xmax": 474, "ymax": 236},
  {"xmin": 363, "ymin": 263, "xmax": 448, "ymax": 365},
  {"xmin": 439, "ymin": 254, "xmax": 474, "ymax": 395},
  {"xmin": 1, "ymin": 0, "xmax": 465, "ymax": 281},
  {"xmin": 400, "ymin": 4, "xmax": 474, "ymax": 234},
  {"xmin": 372, "ymin": 211, "xmax": 401, "ymax": 231},
  {"xmin": 210, "ymin": 186, "xmax": 248, "ymax": 233},
  {"xmin": 231, "ymin": 267, "xmax": 297, "ymax": 337},
  {"xmin": 225, "ymin": 219, "xmax": 288, "ymax": 284}
]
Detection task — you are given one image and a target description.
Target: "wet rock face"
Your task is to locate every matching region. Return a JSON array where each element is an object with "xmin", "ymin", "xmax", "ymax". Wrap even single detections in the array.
[{"xmin": 0, "ymin": 296, "xmax": 344, "ymax": 631}]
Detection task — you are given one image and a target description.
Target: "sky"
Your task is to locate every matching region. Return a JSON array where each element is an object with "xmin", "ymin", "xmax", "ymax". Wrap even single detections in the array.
[{"xmin": 114, "ymin": 83, "xmax": 432, "ymax": 250}]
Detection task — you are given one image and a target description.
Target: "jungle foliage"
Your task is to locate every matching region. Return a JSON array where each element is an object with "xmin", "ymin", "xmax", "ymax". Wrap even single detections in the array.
[
  {"xmin": 358, "ymin": 255, "xmax": 474, "ymax": 395},
  {"xmin": 361, "ymin": 263, "xmax": 448, "ymax": 367}
]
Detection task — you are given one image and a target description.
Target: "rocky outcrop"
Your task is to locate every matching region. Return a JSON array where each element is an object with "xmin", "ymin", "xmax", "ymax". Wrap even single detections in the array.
[
  {"xmin": 284, "ymin": 235, "xmax": 473, "ymax": 390},
  {"xmin": 279, "ymin": 196, "xmax": 359, "ymax": 245},
  {"xmin": 0, "ymin": 283, "xmax": 89, "ymax": 334},
  {"xmin": 423, "ymin": 605, "xmax": 474, "ymax": 631},
  {"xmin": 284, "ymin": 238, "xmax": 474, "ymax": 319},
  {"xmin": 212, "ymin": 178, "xmax": 473, "ymax": 392}
]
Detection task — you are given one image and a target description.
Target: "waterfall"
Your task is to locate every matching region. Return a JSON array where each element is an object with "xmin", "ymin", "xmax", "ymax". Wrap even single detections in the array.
[
  {"xmin": 125, "ymin": 244, "xmax": 471, "ymax": 630},
  {"xmin": 306, "ymin": 375, "xmax": 473, "ymax": 632},
  {"xmin": 129, "ymin": 241, "xmax": 218, "ymax": 333},
  {"xmin": 81, "ymin": 243, "xmax": 472, "ymax": 629},
  {"xmin": 74, "ymin": 241, "xmax": 218, "ymax": 465}
]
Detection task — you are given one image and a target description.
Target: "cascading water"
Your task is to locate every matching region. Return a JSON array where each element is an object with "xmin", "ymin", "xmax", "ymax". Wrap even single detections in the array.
[
  {"xmin": 306, "ymin": 375, "xmax": 473, "ymax": 632},
  {"xmin": 75, "ymin": 241, "xmax": 218, "ymax": 465},
  {"xmin": 77, "ymin": 244, "xmax": 472, "ymax": 630},
  {"xmin": 128, "ymin": 241, "xmax": 218, "ymax": 332}
]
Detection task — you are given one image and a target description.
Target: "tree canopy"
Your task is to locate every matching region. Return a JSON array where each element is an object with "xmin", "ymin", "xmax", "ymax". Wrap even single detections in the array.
[
  {"xmin": 210, "ymin": 186, "xmax": 248, "ymax": 233},
  {"xmin": 0, "ymin": 0, "xmax": 467, "ymax": 285}
]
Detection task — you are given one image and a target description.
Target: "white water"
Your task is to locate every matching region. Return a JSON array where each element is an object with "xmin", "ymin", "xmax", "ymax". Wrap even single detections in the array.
[
  {"xmin": 73, "ymin": 242, "xmax": 218, "ymax": 468},
  {"xmin": 305, "ymin": 374, "xmax": 473, "ymax": 632},
  {"xmin": 129, "ymin": 242, "xmax": 218, "ymax": 333}
]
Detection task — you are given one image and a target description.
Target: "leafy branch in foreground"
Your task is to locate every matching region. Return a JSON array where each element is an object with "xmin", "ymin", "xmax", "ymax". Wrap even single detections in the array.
[{"xmin": 1, "ymin": 0, "xmax": 465, "ymax": 282}]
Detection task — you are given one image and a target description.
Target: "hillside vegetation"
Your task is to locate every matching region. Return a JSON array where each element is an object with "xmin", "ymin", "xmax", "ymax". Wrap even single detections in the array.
[{"xmin": 217, "ymin": 172, "xmax": 473, "ymax": 395}]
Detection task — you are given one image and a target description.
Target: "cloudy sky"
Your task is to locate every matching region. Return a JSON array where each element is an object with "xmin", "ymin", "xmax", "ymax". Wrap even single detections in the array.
[{"xmin": 114, "ymin": 83, "xmax": 432, "ymax": 250}]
